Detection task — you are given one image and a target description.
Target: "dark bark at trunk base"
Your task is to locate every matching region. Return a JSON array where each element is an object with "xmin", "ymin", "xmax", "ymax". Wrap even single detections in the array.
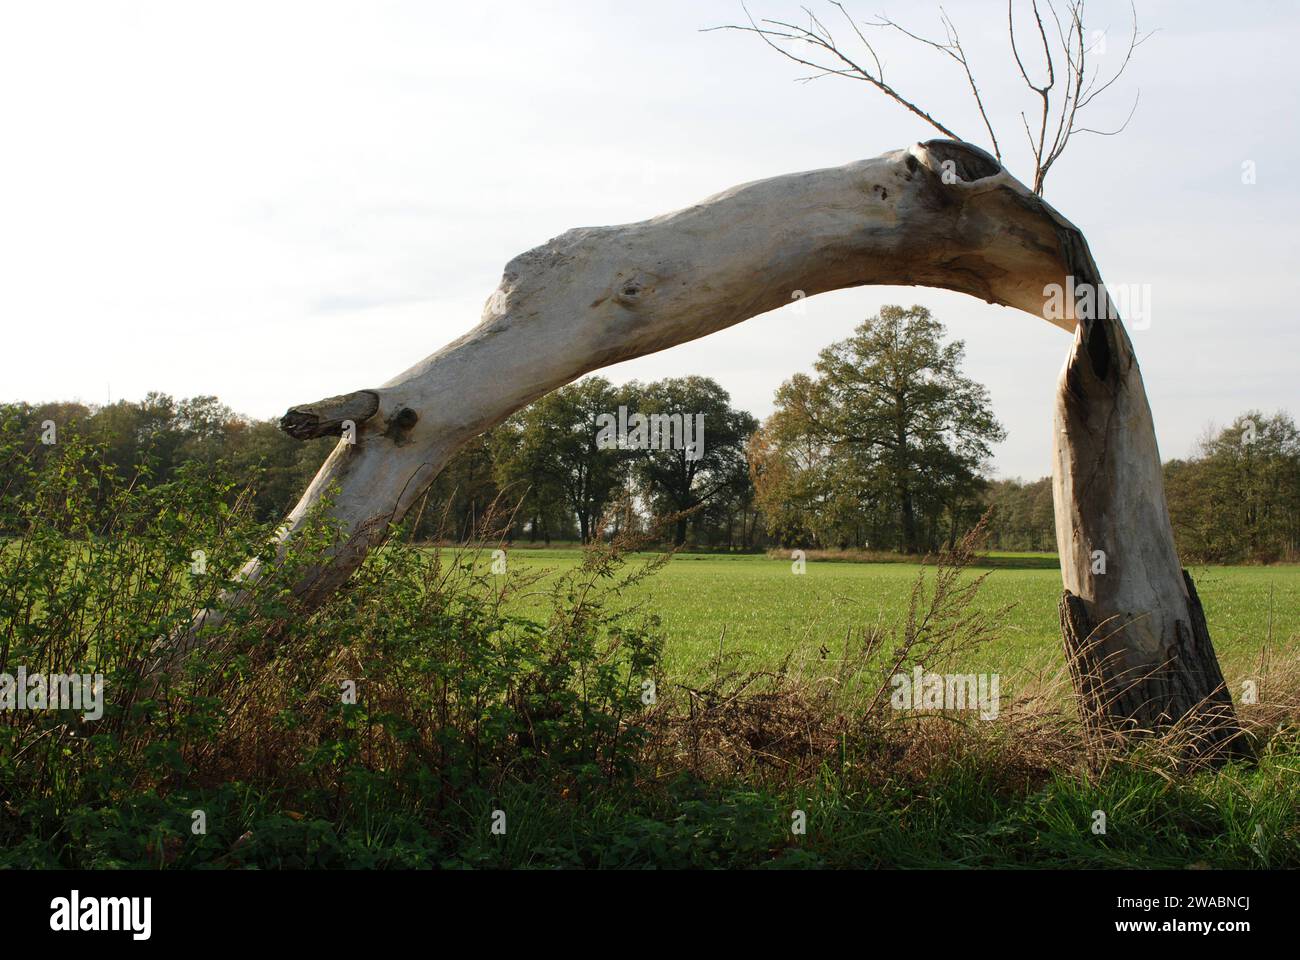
[{"xmin": 1059, "ymin": 572, "xmax": 1251, "ymax": 765}]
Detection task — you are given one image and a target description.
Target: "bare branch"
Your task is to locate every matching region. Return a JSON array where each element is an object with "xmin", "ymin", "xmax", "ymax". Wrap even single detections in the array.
[
  {"xmin": 1040, "ymin": 0, "xmax": 1148, "ymax": 192},
  {"xmin": 712, "ymin": 0, "xmax": 1150, "ymax": 197},
  {"xmin": 1008, "ymin": 0, "xmax": 1055, "ymax": 191},
  {"xmin": 869, "ymin": 7, "xmax": 1002, "ymax": 160},
  {"xmin": 1040, "ymin": 1, "xmax": 1085, "ymax": 187},
  {"xmin": 1077, "ymin": 1, "xmax": 1154, "ymax": 110},
  {"xmin": 704, "ymin": 2, "xmax": 966, "ymax": 142},
  {"xmin": 830, "ymin": 0, "xmax": 883, "ymax": 79},
  {"xmin": 1075, "ymin": 89, "xmax": 1140, "ymax": 136}
]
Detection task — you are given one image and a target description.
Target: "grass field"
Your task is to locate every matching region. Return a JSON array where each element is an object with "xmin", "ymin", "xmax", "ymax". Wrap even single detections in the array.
[
  {"xmin": 7, "ymin": 445, "xmax": 1299, "ymax": 870},
  {"xmin": 490, "ymin": 548, "xmax": 1300, "ymax": 690},
  {"xmin": 6, "ymin": 531, "xmax": 1300, "ymax": 869}
]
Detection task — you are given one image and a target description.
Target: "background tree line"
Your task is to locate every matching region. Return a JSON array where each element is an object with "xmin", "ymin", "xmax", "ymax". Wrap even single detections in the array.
[
  {"xmin": 981, "ymin": 412, "xmax": 1300, "ymax": 563},
  {"xmin": 0, "ymin": 379, "xmax": 761, "ymax": 549},
  {"xmin": 4, "ymin": 308, "xmax": 1297, "ymax": 562}
]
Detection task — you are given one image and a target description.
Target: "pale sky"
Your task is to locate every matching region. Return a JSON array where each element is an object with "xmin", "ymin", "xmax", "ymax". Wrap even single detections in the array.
[{"xmin": 2, "ymin": 0, "xmax": 1296, "ymax": 479}]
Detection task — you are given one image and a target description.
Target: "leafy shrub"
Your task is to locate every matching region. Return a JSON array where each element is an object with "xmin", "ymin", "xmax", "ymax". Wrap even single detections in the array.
[{"xmin": 0, "ymin": 418, "xmax": 664, "ymax": 866}]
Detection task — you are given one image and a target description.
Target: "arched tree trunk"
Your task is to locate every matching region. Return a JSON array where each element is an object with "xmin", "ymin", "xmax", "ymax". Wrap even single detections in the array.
[{"xmin": 159, "ymin": 140, "xmax": 1244, "ymax": 757}]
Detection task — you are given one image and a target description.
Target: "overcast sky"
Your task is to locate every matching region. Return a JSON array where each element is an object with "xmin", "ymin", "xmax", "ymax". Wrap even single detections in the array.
[{"xmin": 1, "ymin": 0, "xmax": 1295, "ymax": 479}]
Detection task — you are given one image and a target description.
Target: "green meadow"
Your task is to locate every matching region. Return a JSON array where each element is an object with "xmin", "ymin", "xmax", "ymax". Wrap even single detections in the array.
[{"xmin": 491, "ymin": 548, "xmax": 1300, "ymax": 688}]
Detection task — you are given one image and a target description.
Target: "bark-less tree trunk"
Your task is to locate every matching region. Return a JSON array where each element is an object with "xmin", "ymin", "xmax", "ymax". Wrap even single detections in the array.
[
  {"xmin": 164, "ymin": 140, "xmax": 1243, "ymax": 757},
  {"xmin": 1052, "ymin": 240, "xmax": 1247, "ymax": 760}
]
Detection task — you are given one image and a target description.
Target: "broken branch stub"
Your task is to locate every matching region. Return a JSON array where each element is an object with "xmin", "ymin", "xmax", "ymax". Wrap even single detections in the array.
[{"xmin": 279, "ymin": 389, "xmax": 380, "ymax": 440}]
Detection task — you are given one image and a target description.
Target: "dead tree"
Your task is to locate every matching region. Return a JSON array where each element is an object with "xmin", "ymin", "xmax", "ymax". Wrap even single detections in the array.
[{"xmin": 160, "ymin": 2, "xmax": 1245, "ymax": 762}]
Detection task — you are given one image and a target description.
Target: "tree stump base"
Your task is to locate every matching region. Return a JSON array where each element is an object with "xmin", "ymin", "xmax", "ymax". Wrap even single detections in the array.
[{"xmin": 1059, "ymin": 571, "xmax": 1251, "ymax": 766}]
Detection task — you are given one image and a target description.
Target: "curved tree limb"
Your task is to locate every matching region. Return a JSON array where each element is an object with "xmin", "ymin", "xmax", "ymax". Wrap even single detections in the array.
[{"xmin": 154, "ymin": 139, "xmax": 1244, "ymax": 759}]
